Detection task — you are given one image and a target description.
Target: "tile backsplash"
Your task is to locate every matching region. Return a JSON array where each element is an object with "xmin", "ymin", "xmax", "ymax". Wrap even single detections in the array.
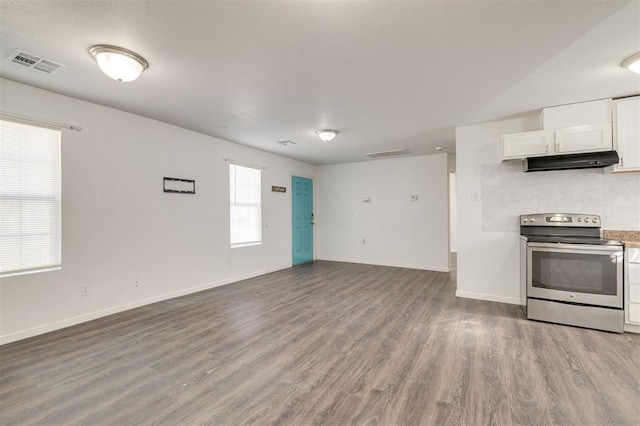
[{"xmin": 481, "ymin": 161, "xmax": 640, "ymax": 232}]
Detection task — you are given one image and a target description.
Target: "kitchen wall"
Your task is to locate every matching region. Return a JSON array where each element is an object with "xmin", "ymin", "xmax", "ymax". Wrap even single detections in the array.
[
  {"xmin": 456, "ymin": 115, "xmax": 640, "ymax": 304},
  {"xmin": 0, "ymin": 78, "xmax": 315, "ymax": 344},
  {"xmin": 316, "ymin": 154, "xmax": 449, "ymax": 271}
]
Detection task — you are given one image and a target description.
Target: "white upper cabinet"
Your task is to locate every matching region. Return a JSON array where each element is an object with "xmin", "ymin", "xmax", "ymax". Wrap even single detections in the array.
[
  {"xmin": 555, "ymin": 123, "xmax": 613, "ymax": 154},
  {"xmin": 502, "ymin": 130, "xmax": 554, "ymax": 159},
  {"xmin": 502, "ymin": 99, "xmax": 613, "ymax": 161},
  {"xmin": 612, "ymin": 96, "xmax": 640, "ymax": 172},
  {"xmin": 502, "ymin": 124, "xmax": 612, "ymax": 160},
  {"xmin": 541, "ymin": 99, "xmax": 612, "ymax": 129}
]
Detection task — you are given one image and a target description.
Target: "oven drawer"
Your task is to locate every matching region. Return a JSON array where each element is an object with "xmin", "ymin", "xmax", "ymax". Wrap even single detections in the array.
[
  {"xmin": 527, "ymin": 242, "xmax": 623, "ymax": 308},
  {"xmin": 528, "ymin": 299, "xmax": 624, "ymax": 333}
]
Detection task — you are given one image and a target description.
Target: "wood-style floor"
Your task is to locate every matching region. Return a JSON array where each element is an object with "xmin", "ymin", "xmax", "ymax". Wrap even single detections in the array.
[{"xmin": 1, "ymin": 261, "xmax": 639, "ymax": 425}]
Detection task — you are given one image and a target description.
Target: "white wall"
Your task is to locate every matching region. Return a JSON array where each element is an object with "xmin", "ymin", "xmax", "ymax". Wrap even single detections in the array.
[
  {"xmin": 0, "ymin": 79, "xmax": 315, "ymax": 344},
  {"xmin": 316, "ymin": 154, "xmax": 449, "ymax": 272},
  {"xmin": 456, "ymin": 116, "xmax": 640, "ymax": 305}
]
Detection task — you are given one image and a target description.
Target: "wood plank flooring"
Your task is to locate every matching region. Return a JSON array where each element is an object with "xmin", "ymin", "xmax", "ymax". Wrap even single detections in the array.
[{"xmin": 1, "ymin": 261, "xmax": 639, "ymax": 425}]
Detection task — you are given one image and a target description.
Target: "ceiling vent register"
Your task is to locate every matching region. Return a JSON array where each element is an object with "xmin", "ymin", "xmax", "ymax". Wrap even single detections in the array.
[
  {"xmin": 364, "ymin": 148, "xmax": 410, "ymax": 158},
  {"xmin": 6, "ymin": 49, "xmax": 65, "ymax": 73}
]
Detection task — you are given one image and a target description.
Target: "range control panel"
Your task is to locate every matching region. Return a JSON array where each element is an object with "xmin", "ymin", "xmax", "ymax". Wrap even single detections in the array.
[{"xmin": 520, "ymin": 213, "xmax": 600, "ymax": 227}]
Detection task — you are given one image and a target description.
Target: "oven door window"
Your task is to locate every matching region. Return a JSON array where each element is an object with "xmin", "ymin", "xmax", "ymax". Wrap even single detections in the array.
[{"xmin": 531, "ymin": 251, "xmax": 617, "ymax": 295}]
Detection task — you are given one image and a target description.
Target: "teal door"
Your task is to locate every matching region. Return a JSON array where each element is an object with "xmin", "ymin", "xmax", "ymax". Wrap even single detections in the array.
[{"xmin": 292, "ymin": 176, "xmax": 314, "ymax": 265}]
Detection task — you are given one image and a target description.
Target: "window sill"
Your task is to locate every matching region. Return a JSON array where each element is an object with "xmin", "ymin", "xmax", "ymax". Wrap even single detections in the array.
[
  {"xmin": 1, "ymin": 266, "xmax": 61, "ymax": 279},
  {"xmin": 231, "ymin": 241, "xmax": 262, "ymax": 249}
]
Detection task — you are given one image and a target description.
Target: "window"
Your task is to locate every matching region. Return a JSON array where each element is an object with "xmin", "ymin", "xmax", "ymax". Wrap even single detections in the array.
[
  {"xmin": 229, "ymin": 163, "xmax": 261, "ymax": 247},
  {"xmin": 0, "ymin": 120, "xmax": 61, "ymax": 277}
]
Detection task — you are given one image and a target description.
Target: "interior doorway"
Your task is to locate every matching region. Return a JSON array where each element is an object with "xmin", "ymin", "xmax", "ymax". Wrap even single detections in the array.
[{"xmin": 449, "ymin": 171, "xmax": 457, "ymax": 270}]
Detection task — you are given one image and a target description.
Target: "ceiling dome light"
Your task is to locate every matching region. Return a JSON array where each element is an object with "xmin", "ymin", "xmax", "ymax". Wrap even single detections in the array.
[
  {"xmin": 316, "ymin": 129, "xmax": 338, "ymax": 142},
  {"xmin": 89, "ymin": 45, "xmax": 148, "ymax": 82},
  {"xmin": 622, "ymin": 52, "xmax": 640, "ymax": 74}
]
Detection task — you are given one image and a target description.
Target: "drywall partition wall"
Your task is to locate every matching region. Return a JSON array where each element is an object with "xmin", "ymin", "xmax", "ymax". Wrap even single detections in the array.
[
  {"xmin": 456, "ymin": 116, "xmax": 640, "ymax": 305},
  {"xmin": 315, "ymin": 154, "xmax": 449, "ymax": 272},
  {"xmin": 455, "ymin": 116, "xmax": 537, "ymax": 305},
  {"xmin": 0, "ymin": 78, "xmax": 315, "ymax": 344}
]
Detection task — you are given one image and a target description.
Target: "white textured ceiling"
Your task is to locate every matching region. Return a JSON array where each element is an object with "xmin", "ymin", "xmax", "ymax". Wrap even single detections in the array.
[{"xmin": 0, "ymin": 0, "xmax": 638, "ymax": 165}]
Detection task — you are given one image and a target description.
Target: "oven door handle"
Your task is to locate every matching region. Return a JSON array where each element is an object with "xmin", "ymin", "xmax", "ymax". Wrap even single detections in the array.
[{"xmin": 527, "ymin": 242, "xmax": 623, "ymax": 254}]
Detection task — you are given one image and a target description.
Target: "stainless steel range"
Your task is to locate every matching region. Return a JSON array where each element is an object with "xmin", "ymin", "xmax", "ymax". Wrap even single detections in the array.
[{"xmin": 520, "ymin": 213, "xmax": 624, "ymax": 333}]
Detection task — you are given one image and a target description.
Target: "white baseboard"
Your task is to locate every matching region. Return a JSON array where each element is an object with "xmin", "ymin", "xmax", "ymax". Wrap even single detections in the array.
[
  {"xmin": 455, "ymin": 289, "xmax": 522, "ymax": 305},
  {"xmin": 0, "ymin": 264, "xmax": 291, "ymax": 345},
  {"xmin": 624, "ymin": 323, "xmax": 640, "ymax": 334},
  {"xmin": 317, "ymin": 257, "xmax": 450, "ymax": 273}
]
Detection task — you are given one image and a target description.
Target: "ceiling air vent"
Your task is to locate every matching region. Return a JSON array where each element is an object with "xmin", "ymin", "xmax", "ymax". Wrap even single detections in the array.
[
  {"xmin": 6, "ymin": 49, "xmax": 65, "ymax": 73},
  {"xmin": 364, "ymin": 148, "xmax": 410, "ymax": 158}
]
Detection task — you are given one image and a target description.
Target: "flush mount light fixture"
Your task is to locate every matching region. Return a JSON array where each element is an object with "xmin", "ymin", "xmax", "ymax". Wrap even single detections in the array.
[
  {"xmin": 622, "ymin": 52, "xmax": 640, "ymax": 74},
  {"xmin": 89, "ymin": 45, "xmax": 148, "ymax": 82},
  {"xmin": 316, "ymin": 129, "xmax": 338, "ymax": 142}
]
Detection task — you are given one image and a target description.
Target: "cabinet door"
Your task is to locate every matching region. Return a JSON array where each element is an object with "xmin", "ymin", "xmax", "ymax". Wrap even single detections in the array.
[
  {"xmin": 626, "ymin": 248, "xmax": 640, "ymax": 325},
  {"xmin": 541, "ymin": 99, "xmax": 612, "ymax": 129},
  {"xmin": 613, "ymin": 97, "xmax": 640, "ymax": 172},
  {"xmin": 502, "ymin": 130, "xmax": 554, "ymax": 159},
  {"xmin": 555, "ymin": 123, "xmax": 612, "ymax": 154}
]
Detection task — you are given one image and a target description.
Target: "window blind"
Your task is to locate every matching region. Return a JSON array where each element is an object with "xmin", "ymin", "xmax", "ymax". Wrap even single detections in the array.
[
  {"xmin": 229, "ymin": 163, "xmax": 262, "ymax": 246},
  {"xmin": 0, "ymin": 119, "xmax": 61, "ymax": 276}
]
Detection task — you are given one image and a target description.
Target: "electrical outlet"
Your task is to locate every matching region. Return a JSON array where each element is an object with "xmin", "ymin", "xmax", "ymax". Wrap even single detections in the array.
[{"xmin": 81, "ymin": 285, "xmax": 89, "ymax": 296}]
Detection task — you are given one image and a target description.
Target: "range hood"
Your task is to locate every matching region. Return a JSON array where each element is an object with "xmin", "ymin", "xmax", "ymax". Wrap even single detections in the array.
[{"xmin": 524, "ymin": 150, "xmax": 619, "ymax": 172}]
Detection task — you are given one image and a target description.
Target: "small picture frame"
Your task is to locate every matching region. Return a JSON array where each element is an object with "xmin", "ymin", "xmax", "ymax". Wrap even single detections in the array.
[{"xmin": 163, "ymin": 177, "xmax": 195, "ymax": 194}]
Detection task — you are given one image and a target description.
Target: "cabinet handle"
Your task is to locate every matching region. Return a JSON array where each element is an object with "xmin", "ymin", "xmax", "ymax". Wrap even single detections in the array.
[
  {"xmin": 545, "ymin": 143, "xmax": 549, "ymax": 153},
  {"xmin": 620, "ymin": 157, "xmax": 624, "ymax": 168},
  {"xmin": 555, "ymin": 141, "xmax": 560, "ymax": 152}
]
